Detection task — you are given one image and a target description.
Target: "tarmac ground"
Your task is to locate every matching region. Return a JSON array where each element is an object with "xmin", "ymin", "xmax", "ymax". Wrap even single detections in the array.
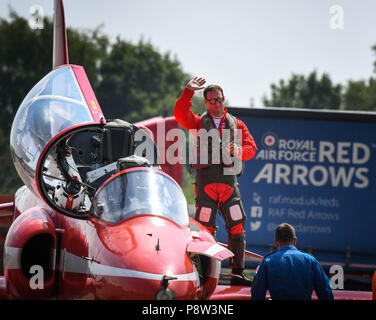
[{"xmin": 220, "ymin": 267, "xmax": 373, "ymax": 291}]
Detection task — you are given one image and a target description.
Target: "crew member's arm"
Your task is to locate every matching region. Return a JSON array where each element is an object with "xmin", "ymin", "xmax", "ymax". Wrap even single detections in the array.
[
  {"xmin": 250, "ymin": 260, "xmax": 268, "ymax": 300},
  {"xmin": 174, "ymin": 88, "xmax": 200, "ymax": 130},
  {"xmin": 312, "ymin": 259, "xmax": 334, "ymax": 300},
  {"xmin": 174, "ymin": 77, "xmax": 206, "ymax": 130}
]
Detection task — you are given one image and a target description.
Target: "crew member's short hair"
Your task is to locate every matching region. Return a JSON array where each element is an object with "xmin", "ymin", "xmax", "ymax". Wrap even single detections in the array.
[
  {"xmin": 275, "ymin": 223, "xmax": 296, "ymax": 244},
  {"xmin": 203, "ymin": 85, "xmax": 224, "ymax": 99}
]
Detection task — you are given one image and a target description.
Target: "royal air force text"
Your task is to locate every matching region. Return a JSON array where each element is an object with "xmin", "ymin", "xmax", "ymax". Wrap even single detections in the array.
[{"xmin": 253, "ymin": 140, "xmax": 371, "ymax": 188}]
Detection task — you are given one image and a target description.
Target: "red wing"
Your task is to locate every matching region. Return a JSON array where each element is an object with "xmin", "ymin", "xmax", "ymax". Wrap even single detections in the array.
[
  {"xmin": 217, "ymin": 241, "xmax": 263, "ymax": 262},
  {"xmin": 210, "ymin": 285, "xmax": 253, "ymax": 300},
  {"xmin": 187, "ymin": 240, "xmax": 233, "ymax": 261},
  {"xmin": 211, "ymin": 286, "xmax": 373, "ymax": 300}
]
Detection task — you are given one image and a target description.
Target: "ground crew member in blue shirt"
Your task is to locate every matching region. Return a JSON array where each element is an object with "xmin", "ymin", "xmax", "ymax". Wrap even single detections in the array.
[{"xmin": 251, "ymin": 223, "xmax": 334, "ymax": 300}]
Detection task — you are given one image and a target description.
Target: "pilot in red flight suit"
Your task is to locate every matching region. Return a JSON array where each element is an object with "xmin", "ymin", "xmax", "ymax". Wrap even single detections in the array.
[{"xmin": 174, "ymin": 77, "xmax": 257, "ymax": 285}]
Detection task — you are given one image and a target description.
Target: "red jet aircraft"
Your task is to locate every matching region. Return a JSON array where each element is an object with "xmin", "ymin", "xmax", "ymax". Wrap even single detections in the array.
[
  {"xmin": 1, "ymin": 0, "xmax": 371, "ymax": 301},
  {"xmin": 0, "ymin": 0, "xmax": 263, "ymax": 300}
]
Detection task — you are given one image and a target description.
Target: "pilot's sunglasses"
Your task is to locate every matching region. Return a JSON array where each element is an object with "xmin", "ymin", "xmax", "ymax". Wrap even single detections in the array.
[{"xmin": 206, "ymin": 97, "xmax": 224, "ymax": 104}]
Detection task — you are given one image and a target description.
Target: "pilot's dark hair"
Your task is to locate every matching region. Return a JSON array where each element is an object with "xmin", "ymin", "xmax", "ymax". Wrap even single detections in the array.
[
  {"xmin": 203, "ymin": 85, "xmax": 224, "ymax": 100},
  {"xmin": 275, "ymin": 223, "xmax": 296, "ymax": 244}
]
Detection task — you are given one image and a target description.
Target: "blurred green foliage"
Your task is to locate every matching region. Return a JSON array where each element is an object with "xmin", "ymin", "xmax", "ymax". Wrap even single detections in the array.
[
  {"xmin": 263, "ymin": 61, "xmax": 376, "ymax": 110},
  {"xmin": 0, "ymin": 11, "xmax": 192, "ymax": 195},
  {"xmin": 263, "ymin": 71, "xmax": 342, "ymax": 110}
]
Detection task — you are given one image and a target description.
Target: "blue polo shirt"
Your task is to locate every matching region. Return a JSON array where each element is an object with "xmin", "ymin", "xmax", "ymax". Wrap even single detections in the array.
[{"xmin": 251, "ymin": 245, "xmax": 334, "ymax": 300}]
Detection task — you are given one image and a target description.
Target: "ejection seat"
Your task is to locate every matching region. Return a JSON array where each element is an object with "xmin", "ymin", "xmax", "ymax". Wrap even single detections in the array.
[{"xmin": 66, "ymin": 119, "xmax": 159, "ymax": 195}]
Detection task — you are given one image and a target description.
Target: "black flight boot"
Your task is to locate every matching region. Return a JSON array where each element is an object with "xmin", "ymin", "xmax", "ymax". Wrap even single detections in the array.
[
  {"xmin": 231, "ymin": 268, "xmax": 252, "ymax": 286},
  {"xmin": 229, "ymin": 238, "xmax": 252, "ymax": 286}
]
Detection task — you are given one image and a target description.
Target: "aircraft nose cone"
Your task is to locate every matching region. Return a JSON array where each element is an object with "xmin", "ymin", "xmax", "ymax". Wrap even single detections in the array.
[{"xmin": 93, "ymin": 216, "xmax": 199, "ymax": 299}]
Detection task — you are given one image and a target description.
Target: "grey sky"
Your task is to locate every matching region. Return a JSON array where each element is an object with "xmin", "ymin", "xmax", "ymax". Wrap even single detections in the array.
[{"xmin": 1, "ymin": 0, "xmax": 376, "ymax": 108}]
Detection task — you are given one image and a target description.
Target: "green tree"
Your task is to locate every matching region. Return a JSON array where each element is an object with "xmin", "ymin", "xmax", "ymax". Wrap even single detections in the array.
[
  {"xmin": 96, "ymin": 37, "xmax": 189, "ymax": 122},
  {"xmin": 262, "ymin": 44, "xmax": 376, "ymax": 112},
  {"xmin": 342, "ymin": 77, "xmax": 376, "ymax": 111},
  {"xmin": 0, "ymin": 11, "xmax": 53, "ymax": 194},
  {"xmin": 67, "ymin": 26, "xmax": 109, "ymax": 89},
  {"xmin": 0, "ymin": 11, "xmax": 109, "ymax": 194},
  {"xmin": 262, "ymin": 70, "xmax": 342, "ymax": 110},
  {"xmin": 340, "ymin": 44, "xmax": 376, "ymax": 111},
  {"xmin": 0, "ymin": 10, "xmax": 192, "ymax": 195}
]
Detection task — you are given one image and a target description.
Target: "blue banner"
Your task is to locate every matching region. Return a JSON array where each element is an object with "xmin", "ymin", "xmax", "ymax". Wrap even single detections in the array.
[{"xmin": 216, "ymin": 110, "xmax": 376, "ymax": 266}]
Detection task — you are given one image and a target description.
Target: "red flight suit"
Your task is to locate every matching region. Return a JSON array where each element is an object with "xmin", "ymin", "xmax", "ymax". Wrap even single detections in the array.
[{"xmin": 174, "ymin": 87, "xmax": 257, "ymax": 276}]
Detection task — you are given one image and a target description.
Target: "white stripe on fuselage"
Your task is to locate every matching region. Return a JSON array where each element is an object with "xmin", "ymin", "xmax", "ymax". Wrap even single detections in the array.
[
  {"xmin": 63, "ymin": 251, "xmax": 199, "ymax": 282},
  {"xmin": 5, "ymin": 246, "xmax": 198, "ymax": 283},
  {"xmin": 4, "ymin": 247, "xmax": 21, "ymax": 269}
]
